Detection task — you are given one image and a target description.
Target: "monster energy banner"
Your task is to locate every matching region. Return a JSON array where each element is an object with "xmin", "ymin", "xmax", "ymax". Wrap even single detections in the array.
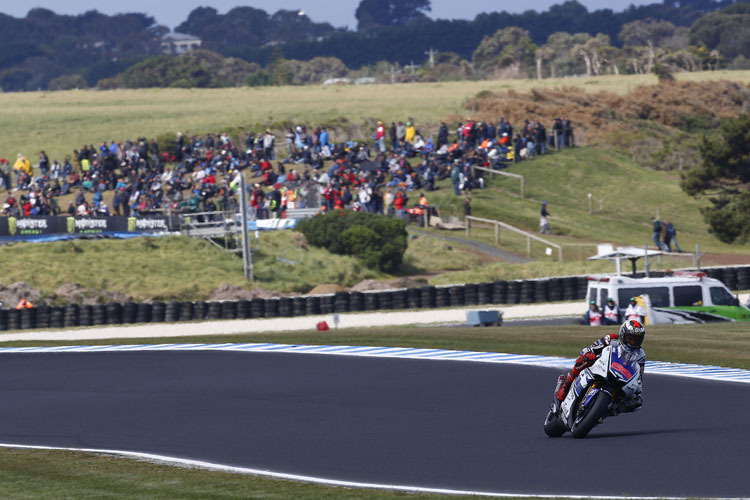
[{"xmin": 0, "ymin": 216, "xmax": 175, "ymax": 237}]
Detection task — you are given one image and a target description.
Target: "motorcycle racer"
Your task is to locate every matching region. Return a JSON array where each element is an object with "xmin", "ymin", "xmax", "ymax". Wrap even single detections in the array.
[{"xmin": 555, "ymin": 320, "xmax": 646, "ymax": 416}]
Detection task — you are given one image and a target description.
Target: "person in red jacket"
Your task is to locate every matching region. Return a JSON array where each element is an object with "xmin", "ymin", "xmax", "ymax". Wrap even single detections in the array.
[
  {"xmin": 375, "ymin": 120, "xmax": 386, "ymax": 152},
  {"xmin": 393, "ymin": 189, "xmax": 407, "ymax": 220}
]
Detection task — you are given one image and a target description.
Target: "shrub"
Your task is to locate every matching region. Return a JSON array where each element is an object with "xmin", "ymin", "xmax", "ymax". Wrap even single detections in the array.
[{"xmin": 295, "ymin": 211, "xmax": 407, "ymax": 272}]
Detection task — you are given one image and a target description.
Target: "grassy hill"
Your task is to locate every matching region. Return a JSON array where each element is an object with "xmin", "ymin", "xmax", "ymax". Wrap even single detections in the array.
[
  {"xmin": 1, "ymin": 72, "xmax": 749, "ymax": 301},
  {"xmin": 2, "ymin": 71, "xmax": 749, "ymax": 164}
]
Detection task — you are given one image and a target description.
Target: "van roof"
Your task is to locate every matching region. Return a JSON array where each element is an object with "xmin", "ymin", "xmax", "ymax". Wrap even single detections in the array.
[{"xmin": 587, "ymin": 273, "xmax": 720, "ymax": 286}]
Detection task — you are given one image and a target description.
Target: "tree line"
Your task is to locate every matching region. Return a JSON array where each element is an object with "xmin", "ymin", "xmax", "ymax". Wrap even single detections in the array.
[{"xmin": 0, "ymin": 0, "xmax": 747, "ymax": 91}]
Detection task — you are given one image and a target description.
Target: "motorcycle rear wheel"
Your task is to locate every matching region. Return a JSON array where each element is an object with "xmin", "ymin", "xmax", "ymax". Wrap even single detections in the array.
[
  {"xmin": 543, "ymin": 408, "xmax": 566, "ymax": 437},
  {"xmin": 571, "ymin": 391, "xmax": 611, "ymax": 439}
]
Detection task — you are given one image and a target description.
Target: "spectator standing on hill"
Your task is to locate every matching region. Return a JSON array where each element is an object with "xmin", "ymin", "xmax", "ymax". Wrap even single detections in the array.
[
  {"xmin": 375, "ymin": 121, "xmax": 386, "ymax": 152},
  {"xmin": 463, "ymin": 194, "xmax": 472, "ymax": 218},
  {"xmin": 665, "ymin": 220, "xmax": 681, "ymax": 252},
  {"xmin": 389, "ymin": 122, "xmax": 397, "ymax": 150},
  {"xmin": 437, "ymin": 122, "xmax": 448, "ymax": 149},
  {"xmin": 0, "ymin": 159, "xmax": 11, "ymax": 191},
  {"xmin": 396, "ymin": 121, "xmax": 406, "ymax": 145},
  {"xmin": 38, "ymin": 151, "xmax": 49, "ymax": 177},
  {"xmin": 13, "ymin": 154, "xmax": 32, "ymax": 187},
  {"xmin": 405, "ymin": 122, "xmax": 416, "ymax": 144},
  {"xmin": 450, "ymin": 160, "xmax": 461, "ymax": 196},
  {"xmin": 540, "ymin": 200, "xmax": 550, "ymax": 234},
  {"xmin": 650, "ymin": 217, "xmax": 662, "ymax": 250}
]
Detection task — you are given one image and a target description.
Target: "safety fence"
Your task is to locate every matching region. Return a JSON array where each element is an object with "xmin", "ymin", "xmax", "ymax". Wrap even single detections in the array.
[{"xmin": 1, "ymin": 265, "xmax": 747, "ymax": 332}]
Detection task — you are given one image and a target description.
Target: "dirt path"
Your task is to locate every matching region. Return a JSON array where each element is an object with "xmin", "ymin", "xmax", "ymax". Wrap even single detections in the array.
[{"xmin": 408, "ymin": 228, "xmax": 530, "ymax": 264}]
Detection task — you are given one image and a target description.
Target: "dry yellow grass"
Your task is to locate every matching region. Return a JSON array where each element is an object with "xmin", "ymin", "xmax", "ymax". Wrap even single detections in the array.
[{"xmin": 1, "ymin": 70, "xmax": 749, "ymax": 163}]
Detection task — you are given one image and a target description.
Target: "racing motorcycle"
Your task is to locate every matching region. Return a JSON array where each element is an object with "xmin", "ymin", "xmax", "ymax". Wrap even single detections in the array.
[{"xmin": 543, "ymin": 343, "xmax": 641, "ymax": 439}]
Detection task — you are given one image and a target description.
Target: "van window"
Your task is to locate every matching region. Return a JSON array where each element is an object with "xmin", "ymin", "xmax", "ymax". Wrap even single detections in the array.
[
  {"xmin": 673, "ymin": 286, "xmax": 703, "ymax": 306},
  {"xmin": 618, "ymin": 287, "xmax": 669, "ymax": 307},
  {"xmin": 710, "ymin": 287, "xmax": 736, "ymax": 306},
  {"xmin": 588, "ymin": 287, "xmax": 598, "ymax": 304},
  {"xmin": 600, "ymin": 289, "xmax": 608, "ymax": 307}
]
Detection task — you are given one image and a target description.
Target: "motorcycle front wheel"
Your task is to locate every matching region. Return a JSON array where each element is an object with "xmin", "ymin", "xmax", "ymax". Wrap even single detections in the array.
[
  {"xmin": 543, "ymin": 407, "xmax": 567, "ymax": 437},
  {"xmin": 570, "ymin": 391, "xmax": 612, "ymax": 439}
]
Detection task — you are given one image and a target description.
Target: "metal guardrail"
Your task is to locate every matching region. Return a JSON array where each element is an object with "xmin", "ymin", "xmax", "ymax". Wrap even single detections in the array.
[
  {"xmin": 472, "ymin": 166, "xmax": 525, "ymax": 197},
  {"xmin": 465, "ymin": 215, "xmax": 563, "ymax": 261}
]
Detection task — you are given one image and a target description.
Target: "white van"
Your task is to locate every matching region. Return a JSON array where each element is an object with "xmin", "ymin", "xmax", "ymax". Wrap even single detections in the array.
[{"xmin": 586, "ymin": 272, "xmax": 749, "ymax": 323}]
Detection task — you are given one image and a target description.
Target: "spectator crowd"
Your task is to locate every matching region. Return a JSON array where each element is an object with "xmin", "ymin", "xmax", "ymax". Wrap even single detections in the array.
[{"xmin": 1, "ymin": 116, "xmax": 573, "ymax": 224}]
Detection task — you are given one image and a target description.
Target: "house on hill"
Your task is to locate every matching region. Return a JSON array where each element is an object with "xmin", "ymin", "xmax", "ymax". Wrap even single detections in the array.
[{"xmin": 161, "ymin": 33, "xmax": 202, "ymax": 55}]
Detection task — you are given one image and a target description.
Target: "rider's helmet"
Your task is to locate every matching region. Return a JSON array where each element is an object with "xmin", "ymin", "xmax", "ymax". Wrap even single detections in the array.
[{"xmin": 619, "ymin": 319, "xmax": 645, "ymax": 351}]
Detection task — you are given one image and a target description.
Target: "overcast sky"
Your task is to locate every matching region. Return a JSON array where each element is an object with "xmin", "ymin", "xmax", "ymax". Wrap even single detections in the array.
[{"xmin": 1, "ymin": 0, "xmax": 658, "ymax": 30}]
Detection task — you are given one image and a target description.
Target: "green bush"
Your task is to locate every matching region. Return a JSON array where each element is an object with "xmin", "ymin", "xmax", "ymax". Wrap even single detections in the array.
[{"xmin": 296, "ymin": 211, "xmax": 407, "ymax": 272}]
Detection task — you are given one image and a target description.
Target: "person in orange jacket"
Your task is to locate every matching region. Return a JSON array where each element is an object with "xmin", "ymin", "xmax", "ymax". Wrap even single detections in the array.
[{"xmin": 16, "ymin": 298, "xmax": 33, "ymax": 309}]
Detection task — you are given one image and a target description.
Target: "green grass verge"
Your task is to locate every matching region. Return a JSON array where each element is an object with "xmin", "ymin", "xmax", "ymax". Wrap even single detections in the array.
[
  {"xmin": 0, "ymin": 448, "xmax": 476, "ymax": 500},
  {"xmin": 0, "ymin": 231, "xmax": 490, "ymax": 301}
]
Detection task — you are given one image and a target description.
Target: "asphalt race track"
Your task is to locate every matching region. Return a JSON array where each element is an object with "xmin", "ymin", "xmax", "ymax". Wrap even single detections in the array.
[{"xmin": 0, "ymin": 350, "xmax": 748, "ymax": 498}]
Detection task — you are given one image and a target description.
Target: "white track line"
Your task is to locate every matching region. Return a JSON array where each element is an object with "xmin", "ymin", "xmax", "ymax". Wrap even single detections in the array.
[{"xmin": 0, "ymin": 443, "xmax": 729, "ymax": 500}]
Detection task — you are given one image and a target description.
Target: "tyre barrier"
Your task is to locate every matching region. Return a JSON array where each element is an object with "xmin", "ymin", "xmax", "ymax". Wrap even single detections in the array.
[
  {"xmin": 20, "ymin": 307, "xmax": 35, "ymax": 330},
  {"xmin": 477, "ymin": 282, "xmax": 493, "ymax": 305},
  {"xmin": 464, "ymin": 283, "xmax": 479, "ymax": 306},
  {"xmin": 363, "ymin": 292, "xmax": 379, "ymax": 311},
  {"xmin": 151, "ymin": 302, "xmax": 165, "ymax": 323},
  {"xmin": 562, "ymin": 276, "xmax": 578, "ymax": 301},
  {"xmin": 405, "ymin": 288, "xmax": 421, "ymax": 309},
  {"xmin": 737, "ymin": 267, "xmax": 750, "ymax": 291},
  {"xmin": 722, "ymin": 268, "xmax": 738, "ymax": 292},
  {"xmin": 420, "ymin": 285, "xmax": 437, "ymax": 308},
  {"xmin": 435, "ymin": 286, "xmax": 450, "ymax": 308},
  {"xmin": 534, "ymin": 280, "xmax": 549, "ymax": 304},
  {"xmin": 305, "ymin": 296, "xmax": 320, "ymax": 315},
  {"xmin": 278, "ymin": 297, "xmax": 293, "ymax": 317},
  {"xmin": 449, "ymin": 286, "xmax": 464, "ymax": 307},
  {"xmin": 36, "ymin": 305, "xmax": 50, "ymax": 329},
  {"xmin": 392, "ymin": 289, "xmax": 407, "ymax": 309},
  {"xmin": 519, "ymin": 281, "xmax": 534, "ymax": 304},
  {"xmin": 237, "ymin": 300, "xmax": 251, "ymax": 319},
  {"xmin": 122, "ymin": 302, "xmax": 137, "ymax": 324},
  {"xmin": 506, "ymin": 281, "xmax": 520, "ymax": 304},
  {"xmin": 193, "ymin": 301, "xmax": 206, "ymax": 321},
  {"xmin": 92, "ymin": 304, "xmax": 107, "ymax": 325},
  {"xmin": 250, "ymin": 298, "xmax": 265, "ymax": 318},
  {"xmin": 50, "ymin": 307, "xmax": 64, "ymax": 328},
  {"xmin": 319, "ymin": 294, "xmax": 334, "ymax": 314},
  {"xmin": 64, "ymin": 304, "xmax": 79, "ymax": 328},
  {"xmin": 334, "ymin": 292, "xmax": 349, "ymax": 313},
  {"xmin": 185, "ymin": 301, "xmax": 201, "ymax": 321},
  {"xmin": 379, "ymin": 291, "xmax": 393, "ymax": 310},
  {"xmin": 292, "ymin": 297, "xmax": 307, "ymax": 317},
  {"xmin": 349, "ymin": 291, "xmax": 364, "ymax": 312},
  {"xmin": 7, "ymin": 309, "xmax": 20, "ymax": 330},
  {"xmin": 7, "ymin": 267, "xmax": 748, "ymax": 333},
  {"xmin": 548, "ymin": 278, "xmax": 563, "ymax": 302},
  {"xmin": 492, "ymin": 281, "xmax": 508, "ymax": 304},
  {"xmin": 135, "ymin": 303, "xmax": 151, "ymax": 324},
  {"xmin": 221, "ymin": 301, "xmax": 237, "ymax": 320},
  {"xmin": 164, "ymin": 301, "xmax": 179, "ymax": 323},
  {"xmin": 79, "ymin": 304, "xmax": 93, "ymax": 327},
  {"xmin": 265, "ymin": 298, "xmax": 279, "ymax": 318}
]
